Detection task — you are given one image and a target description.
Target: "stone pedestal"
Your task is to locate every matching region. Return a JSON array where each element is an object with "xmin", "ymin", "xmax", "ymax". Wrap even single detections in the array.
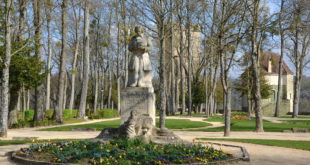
[{"xmin": 120, "ymin": 87, "xmax": 155, "ymax": 125}]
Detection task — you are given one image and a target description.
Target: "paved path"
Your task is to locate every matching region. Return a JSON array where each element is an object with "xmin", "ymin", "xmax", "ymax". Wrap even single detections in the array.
[{"xmin": 0, "ymin": 116, "xmax": 310, "ymax": 164}]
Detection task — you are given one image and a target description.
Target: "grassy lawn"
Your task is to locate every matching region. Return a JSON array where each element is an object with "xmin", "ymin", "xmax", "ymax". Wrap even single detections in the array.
[
  {"xmin": 196, "ymin": 138, "xmax": 310, "ymax": 151},
  {"xmin": 175, "ymin": 113, "xmax": 207, "ymax": 117},
  {"xmin": 204, "ymin": 115, "xmax": 224, "ymax": 122},
  {"xmin": 195, "ymin": 119, "xmax": 310, "ymax": 132},
  {"xmin": 280, "ymin": 115, "xmax": 310, "ymax": 119},
  {"xmin": 63, "ymin": 118, "xmax": 86, "ymax": 124},
  {"xmin": 0, "ymin": 139, "xmax": 84, "ymax": 146},
  {"xmin": 39, "ymin": 119, "xmax": 212, "ymax": 131}
]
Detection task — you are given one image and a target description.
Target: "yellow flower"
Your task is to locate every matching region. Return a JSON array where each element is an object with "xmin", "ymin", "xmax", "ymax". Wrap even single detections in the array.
[
  {"xmin": 60, "ymin": 148, "xmax": 63, "ymax": 151},
  {"xmin": 119, "ymin": 155, "xmax": 122, "ymax": 159},
  {"xmin": 100, "ymin": 158, "xmax": 104, "ymax": 163},
  {"xmin": 106, "ymin": 149, "xmax": 110, "ymax": 152},
  {"xmin": 32, "ymin": 139, "xmax": 35, "ymax": 143},
  {"xmin": 84, "ymin": 145, "xmax": 87, "ymax": 149},
  {"xmin": 38, "ymin": 149, "xmax": 42, "ymax": 152}
]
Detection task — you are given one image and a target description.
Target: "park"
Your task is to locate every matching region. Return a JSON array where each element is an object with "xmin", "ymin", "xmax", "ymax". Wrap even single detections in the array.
[{"xmin": 0, "ymin": 0, "xmax": 310, "ymax": 164}]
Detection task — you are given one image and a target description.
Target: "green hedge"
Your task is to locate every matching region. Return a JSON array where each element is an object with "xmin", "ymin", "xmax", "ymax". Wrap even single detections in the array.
[
  {"xmin": 22, "ymin": 109, "xmax": 117, "ymax": 121},
  {"xmin": 89, "ymin": 109, "xmax": 119, "ymax": 119}
]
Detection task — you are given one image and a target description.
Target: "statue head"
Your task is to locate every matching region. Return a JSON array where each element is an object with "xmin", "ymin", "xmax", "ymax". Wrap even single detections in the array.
[{"xmin": 134, "ymin": 26, "xmax": 144, "ymax": 35}]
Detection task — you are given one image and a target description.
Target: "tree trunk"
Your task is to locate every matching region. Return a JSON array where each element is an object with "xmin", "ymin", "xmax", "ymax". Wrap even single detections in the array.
[
  {"xmin": 0, "ymin": 0, "xmax": 12, "ymax": 137},
  {"xmin": 8, "ymin": 90, "xmax": 19, "ymax": 127},
  {"xmin": 45, "ymin": 2, "xmax": 52, "ymax": 111},
  {"xmin": 159, "ymin": 23, "xmax": 167, "ymax": 129},
  {"xmin": 33, "ymin": 0, "xmax": 44, "ymax": 122},
  {"xmin": 275, "ymin": 0, "xmax": 284, "ymax": 117},
  {"xmin": 186, "ymin": 0, "xmax": 192, "ymax": 116},
  {"xmin": 78, "ymin": 1, "xmax": 90, "ymax": 118},
  {"xmin": 56, "ymin": 0, "xmax": 68, "ymax": 123},
  {"xmin": 224, "ymin": 88, "xmax": 231, "ymax": 137}
]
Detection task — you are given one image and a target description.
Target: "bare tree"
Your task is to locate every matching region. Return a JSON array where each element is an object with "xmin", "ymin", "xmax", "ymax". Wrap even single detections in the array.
[
  {"xmin": 56, "ymin": 0, "xmax": 68, "ymax": 123},
  {"xmin": 45, "ymin": 0, "xmax": 53, "ymax": 111},
  {"xmin": 248, "ymin": 0, "xmax": 264, "ymax": 132},
  {"xmin": 69, "ymin": 0, "xmax": 82, "ymax": 112},
  {"xmin": 274, "ymin": 0, "xmax": 286, "ymax": 117},
  {"xmin": 78, "ymin": 0, "xmax": 90, "ymax": 118},
  {"xmin": 33, "ymin": 0, "xmax": 45, "ymax": 123}
]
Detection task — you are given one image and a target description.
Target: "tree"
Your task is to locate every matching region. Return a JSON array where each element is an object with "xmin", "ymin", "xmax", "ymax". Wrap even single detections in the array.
[
  {"xmin": 45, "ymin": 0, "xmax": 53, "ymax": 111},
  {"xmin": 33, "ymin": 0, "xmax": 45, "ymax": 123},
  {"xmin": 0, "ymin": 0, "xmax": 12, "ymax": 137},
  {"xmin": 78, "ymin": 0, "xmax": 90, "ymax": 118},
  {"xmin": 274, "ymin": 0, "xmax": 285, "ymax": 117},
  {"xmin": 247, "ymin": 0, "xmax": 264, "ymax": 132},
  {"xmin": 287, "ymin": 0, "xmax": 310, "ymax": 118},
  {"xmin": 56, "ymin": 0, "xmax": 69, "ymax": 123}
]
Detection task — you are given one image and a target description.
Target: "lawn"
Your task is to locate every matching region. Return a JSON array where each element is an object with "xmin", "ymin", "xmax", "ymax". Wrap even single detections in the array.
[
  {"xmin": 196, "ymin": 118, "xmax": 310, "ymax": 132},
  {"xmin": 196, "ymin": 138, "xmax": 310, "ymax": 151},
  {"xmin": 175, "ymin": 113, "xmax": 207, "ymax": 117},
  {"xmin": 280, "ymin": 115, "xmax": 310, "ymax": 119},
  {"xmin": 39, "ymin": 119, "xmax": 211, "ymax": 131},
  {"xmin": 204, "ymin": 115, "xmax": 224, "ymax": 122}
]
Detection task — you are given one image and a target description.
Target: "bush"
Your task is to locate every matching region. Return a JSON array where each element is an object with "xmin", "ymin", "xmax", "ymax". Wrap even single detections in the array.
[
  {"xmin": 24, "ymin": 109, "xmax": 34, "ymax": 121},
  {"xmin": 63, "ymin": 109, "xmax": 78, "ymax": 120},
  {"xmin": 89, "ymin": 109, "xmax": 119, "ymax": 119},
  {"xmin": 44, "ymin": 109, "xmax": 54, "ymax": 120}
]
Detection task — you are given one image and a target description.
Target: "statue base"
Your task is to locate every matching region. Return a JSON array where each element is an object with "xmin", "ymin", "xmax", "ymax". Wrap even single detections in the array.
[{"xmin": 120, "ymin": 87, "xmax": 155, "ymax": 125}]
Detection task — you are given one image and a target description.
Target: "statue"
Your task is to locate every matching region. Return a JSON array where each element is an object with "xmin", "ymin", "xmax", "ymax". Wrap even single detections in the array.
[{"xmin": 127, "ymin": 26, "xmax": 153, "ymax": 88}]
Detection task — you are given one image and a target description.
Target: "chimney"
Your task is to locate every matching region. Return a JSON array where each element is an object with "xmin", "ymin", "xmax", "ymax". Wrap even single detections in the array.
[{"xmin": 268, "ymin": 58, "xmax": 272, "ymax": 73}]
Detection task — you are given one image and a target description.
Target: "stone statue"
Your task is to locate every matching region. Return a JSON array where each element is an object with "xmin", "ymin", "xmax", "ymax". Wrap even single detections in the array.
[{"xmin": 127, "ymin": 26, "xmax": 153, "ymax": 88}]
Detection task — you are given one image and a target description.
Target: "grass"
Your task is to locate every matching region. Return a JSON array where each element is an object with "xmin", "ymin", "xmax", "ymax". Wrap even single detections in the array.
[
  {"xmin": 63, "ymin": 118, "xmax": 86, "ymax": 124},
  {"xmin": 175, "ymin": 113, "xmax": 207, "ymax": 117},
  {"xmin": 0, "ymin": 139, "xmax": 84, "ymax": 146},
  {"xmin": 196, "ymin": 118, "xmax": 310, "ymax": 132},
  {"xmin": 196, "ymin": 138, "xmax": 310, "ymax": 151},
  {"xmin": 204, "ymin": 115, "xmax": 224, "ymax": 122},
  {"xmin": 280, "ymin": 115, "xmax": 310, "ymax": 119},
  {"xmin": 39, "ymin": 119, "xmax": 211, "ymax": 131}
]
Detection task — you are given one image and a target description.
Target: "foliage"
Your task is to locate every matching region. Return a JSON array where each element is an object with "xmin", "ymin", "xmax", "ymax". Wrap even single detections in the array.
[
  {"xmin": 191, "ymin": 81, "xmax": 206, "ymax": 107},
  {"xmin": 197, "ymin": 138, "xmax": 310, "ymax": 151},
  {"xmin": 235, "ymin": 67, "xmax": 272, "ymax": 99},
  {"xmin": 17, "ymin": 139, "xmax": 230, "ymax": 164},
  {"xmin": 0, "ymin": 41, "xmax": 46, "ymax": 91},
  {"xmin": 88, "ymin": 109, "xmax": 119, "ymax": 119}
]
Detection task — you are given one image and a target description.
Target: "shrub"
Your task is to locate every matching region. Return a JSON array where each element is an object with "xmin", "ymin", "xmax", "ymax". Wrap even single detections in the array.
[
  {"xmin": 24, "ymin": 109, "xmax": 34, "ymax": 121},
  {"xmin": 63, "ymin": 109, "xmax": 78, "ymax": 120},
  {"xmin": 44, "ymin": 109, "xmax": 54, "ymax": 120},
  {"xmin": 89, "ymin": 109, "xmax": 119, "ymax": 119}
]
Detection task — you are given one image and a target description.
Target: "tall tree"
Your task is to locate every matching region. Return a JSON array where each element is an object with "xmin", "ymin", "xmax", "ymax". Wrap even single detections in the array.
[
  {"xmin": 45, "ymin": 0, "xmax": 53, "ymax": 111},
  {"xmin": 33, "ymin": 0, "xmax": 44, "ymax": 122},
  {"xmin": 0, "ymin": 0, "xmax": 12, "ymax": 137},
  {"xmin": 69, "ymin": 0, "xmax": 81, "ymax": 112},
  {"xmin": 78, "ymin": 0, "xmax": 90, "ymax": 118},
  {"xmin": 249, "ymin": 0, "xmax": 264, "ymax": 132},
  {"xmin": 56, "ymin": 0, "xmax": 68, "ymax": 123},
  {"xmin": 289, "ymin": 0, "xmax": 310, "ymax": 118},
  {"xmin": 274, "ymin": 0, "xmax": 285, "ymax": 117}
]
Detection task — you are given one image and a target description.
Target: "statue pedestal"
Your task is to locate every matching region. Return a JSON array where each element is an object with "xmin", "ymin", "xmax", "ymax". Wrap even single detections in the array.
[{"xmin": 120, "ymin": 87, "xmax": 155, "ymax": 125}]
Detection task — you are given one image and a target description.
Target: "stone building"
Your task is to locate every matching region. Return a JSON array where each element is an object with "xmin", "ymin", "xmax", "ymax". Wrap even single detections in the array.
[
  {"xmin": 261, "ymin": 52, "xmax": 294, "ymax": 115},
  {"xmin": 166, "ymin": 24, "xmax": 201, "ymax": 73},
  {"xmin": 242, "ymin": 52, "xmax": 294, "ymax": 116}
]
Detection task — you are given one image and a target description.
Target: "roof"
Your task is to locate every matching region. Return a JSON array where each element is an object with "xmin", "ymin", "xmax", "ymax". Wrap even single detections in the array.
[{"xmin": 261, "ymin": 52, "xmax": 294, "ymax": 75}]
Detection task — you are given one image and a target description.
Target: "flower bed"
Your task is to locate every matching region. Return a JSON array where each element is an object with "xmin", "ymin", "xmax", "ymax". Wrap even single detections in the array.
[{"xmin": 16, "ymin": 139, "xmax": 231, "ymax": 165}]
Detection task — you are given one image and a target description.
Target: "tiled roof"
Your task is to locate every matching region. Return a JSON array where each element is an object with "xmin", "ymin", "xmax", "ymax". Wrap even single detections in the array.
[{"xmin": 261, "ymin": 52, "xmax": 294, "ymax": 75}]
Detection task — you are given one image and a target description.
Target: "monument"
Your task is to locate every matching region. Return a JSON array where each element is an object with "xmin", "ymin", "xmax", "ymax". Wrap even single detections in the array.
[
  {"xmin": 96, "ymin": 26, "xmax": 179, "ymax": 144},
  {"xmin": 121, "ymin": 26, "xmax": 155, "ymax": 126}
]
